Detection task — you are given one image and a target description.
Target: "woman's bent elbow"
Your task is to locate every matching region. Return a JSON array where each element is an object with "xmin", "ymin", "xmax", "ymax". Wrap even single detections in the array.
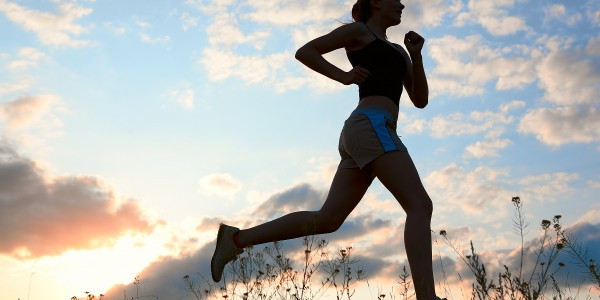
[
  {"xmin": 295, "ymin": 46, "xmax": 309, "ymax": 61},
  {"xmin": 413, "ymin": 98, "xmax": 428, "ymax": 109}
]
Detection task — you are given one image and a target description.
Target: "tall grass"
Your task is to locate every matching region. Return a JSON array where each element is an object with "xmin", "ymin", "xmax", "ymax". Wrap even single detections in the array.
[{"xmin": 74, "ymin": 197, "xmax": 599, "ymax": 300}]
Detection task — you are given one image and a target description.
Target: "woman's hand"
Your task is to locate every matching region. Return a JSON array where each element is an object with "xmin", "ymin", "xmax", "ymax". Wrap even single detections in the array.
[
  {"xmin": 404, "ymin": 31, "xmax": 425, "ymax": 55},
  {"xmin": 340, "ymin": 66, "xmax": 371, "ymax": 85}
]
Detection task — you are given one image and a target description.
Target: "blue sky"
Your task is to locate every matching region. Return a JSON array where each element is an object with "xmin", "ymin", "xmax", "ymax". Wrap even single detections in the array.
[{"xmin": 1, "ymin": 0, "xmax": 599, "ymax": 299}]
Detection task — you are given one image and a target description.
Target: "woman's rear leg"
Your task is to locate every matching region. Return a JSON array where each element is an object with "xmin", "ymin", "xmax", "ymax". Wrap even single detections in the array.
[{"xmin": 236, "ymin": 166, "xmax": 373, "ymax": 247}]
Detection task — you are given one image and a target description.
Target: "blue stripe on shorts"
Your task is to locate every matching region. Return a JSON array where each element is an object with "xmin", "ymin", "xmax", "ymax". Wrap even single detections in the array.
[{"xmin": 350, "ymin": 107, "xmax": 398, "ymax": 152}]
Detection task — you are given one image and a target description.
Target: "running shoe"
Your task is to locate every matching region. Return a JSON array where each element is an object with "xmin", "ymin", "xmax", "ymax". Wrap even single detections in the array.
[{"xmin": 211, "ymin": 224, "xmax": 243, "ymax": 282}]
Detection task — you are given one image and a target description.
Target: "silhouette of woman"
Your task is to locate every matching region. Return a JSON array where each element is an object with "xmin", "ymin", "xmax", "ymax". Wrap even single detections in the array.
[{"xmin": 212, "ymin": 1, "xmax": 444, "ymax": 299}]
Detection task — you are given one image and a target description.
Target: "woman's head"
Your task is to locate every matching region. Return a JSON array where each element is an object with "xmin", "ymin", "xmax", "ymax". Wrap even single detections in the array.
[
  {"xmin": 352, "ymin": 0, "xmax": 372, "ymax": 23},
  {"xmin": 352, "ymin": 0, "xmax": 405, "ymax": 25}
]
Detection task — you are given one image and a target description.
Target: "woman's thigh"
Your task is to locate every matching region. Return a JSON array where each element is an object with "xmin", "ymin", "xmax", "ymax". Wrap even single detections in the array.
[
  {"xmin": 318, "ymin": 165, "xmax": 374, "ymax": 222},
  {"xmin": 369, "ymin": 151, "xmax": 432, "ymax": 213}
]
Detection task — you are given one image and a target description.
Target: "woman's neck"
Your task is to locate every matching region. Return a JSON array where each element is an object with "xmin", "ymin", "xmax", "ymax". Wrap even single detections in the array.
[{"xmin": 365, "ymin": 18, "xmax": 390, "ymax": 40}]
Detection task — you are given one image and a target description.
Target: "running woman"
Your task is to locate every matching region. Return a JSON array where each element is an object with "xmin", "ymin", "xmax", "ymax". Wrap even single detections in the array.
[{"xmin": 212, "ymin": 1, "xmax": 444, "ymax": 299}]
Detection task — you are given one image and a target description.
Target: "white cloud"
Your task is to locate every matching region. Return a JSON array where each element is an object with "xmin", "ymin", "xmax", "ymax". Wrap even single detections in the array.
[
  {"xmin": 198, "ymin": 173, "xmax": 242, "ymax": 197},
  {"xmin": 6, "ymin": 47, "xmax": 47, "ymax": 70},
  {"xmin": 0, "ymin": 79, "xmax": 31, "ymax": 97},
  {"xmin": 518, "ymin": 106, "xmax": 600, "ymax": 146},
  {"xmin": 464, "ymin": 138, "xmax": 512, "ymax": 158},
  {"xmin": 180, "ymin": 12, "xmax": 198, "ymax": 31},
  {"xmin": 139, "ymin": 33, "xmax": 171, "ymax": 44},
  {"xmin": 516, "ymin": 172, "xmax": 578, "ymax": 203},
  {"xmin": 428, "ymin": 35, "xmax": 537, "ymax": 97},
  {"xmin": 0, "ymin": 0, "xmax": 91, "ymax": 47},
  {"xmin": 547, "ymin": 4, "xmax": 566, "ymax": 18},
  {"xmin": 454, "ymin": 0, "xmax": 528, "ymax": 35},
  {"xmin": 242, "ymin": 0, "xmax": 346, "ymax": 26},
  {"xmin": 186, "ymin": 0, "xmax": 234, "ymax": 15},
  {"xmin": 425, "ymin": 163, "xmax": 578, "ymax": 215},
  {"xmin": 402, "ymin": 118, "xmax": 426, "ymax": 135},
  {"xmin": 399, "ymin": 0, "xmax": 463, "ymax": 28},
  {"xmin": 167, "ymin": 88, "xmax": 195, "ymax": 110},
  {"xmin": 426, "ymin": 101, "xmax": 524, "ymax": 138},
  {"xmin": 545, "ymin": 4, "xmax": 582, "ymax": 26},
  {"xmin": 424, "ymin": 163, "xmax": 512, "ymax": 214},
  {"xmin": 104, "ymin": 22, "xmax": 126, "ymax": 34},
  {"xmin": 537, "ymin": 38, "xmax": 600, "ymax": 106},
  {"xmin": 206, "ymin": 12, "xmax": 269, "ymax": 49},
  {"xmin": 134, "ymin": 17, "xmax": 152, "ymax": 29},
  {"xmin": 200, "ymin": 47, "xmax": 289, "ymax": 85}
]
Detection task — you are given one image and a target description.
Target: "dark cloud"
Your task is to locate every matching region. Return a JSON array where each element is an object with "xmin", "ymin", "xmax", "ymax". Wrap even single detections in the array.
[
  {"xmin": 104, "ymin": 186, "xmax": 600, "ymax": 299},
  {"xmin": 103, "ymin": 242, "xmax": 215, "ymax": 300},
  {"xmin": 252, "ymin": 183, "xmax": 327, "ymax": 218},
  {"xmin": 0, "ymin": 141, "xmax": 154, "ymax": 258},
  {"xmin": 434, "ymin": 221, "xmax": 600, "ymax": 293},
  {"xmin": 99, "ymin": 182, "xmax": 400, "ymax": 299}
]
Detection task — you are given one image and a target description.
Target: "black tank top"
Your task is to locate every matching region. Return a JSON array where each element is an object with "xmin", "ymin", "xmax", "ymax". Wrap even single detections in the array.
[{"xmin": 346, "ymin": 25, "xmax": 407, "ymax": 106}]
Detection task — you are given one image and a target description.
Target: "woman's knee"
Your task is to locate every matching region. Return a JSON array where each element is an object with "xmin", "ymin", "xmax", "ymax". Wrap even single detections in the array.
[
  {"xmin": 406, "ymin": 196, "xmax": 433, "ymax": 217},
  {"xmin": 314, "ymin": 211, "xmax": 344, "ymax": 233}
]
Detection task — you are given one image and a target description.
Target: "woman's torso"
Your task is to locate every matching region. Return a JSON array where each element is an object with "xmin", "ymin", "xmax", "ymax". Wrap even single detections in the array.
[{"xmin": 345, "ymin": 23, "xmax": 407, "ymax": 122}]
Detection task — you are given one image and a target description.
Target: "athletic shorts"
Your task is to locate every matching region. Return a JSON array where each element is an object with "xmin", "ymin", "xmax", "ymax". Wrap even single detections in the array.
[{"xmin": 338, "ymin": 106, "xmax": 408, "ymax": 170}]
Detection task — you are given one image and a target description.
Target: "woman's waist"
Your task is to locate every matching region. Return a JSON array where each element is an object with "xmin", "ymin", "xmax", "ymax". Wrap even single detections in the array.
[{"xmin": 356, "ymin": 96, "xmax": 399, "ymax": 121}]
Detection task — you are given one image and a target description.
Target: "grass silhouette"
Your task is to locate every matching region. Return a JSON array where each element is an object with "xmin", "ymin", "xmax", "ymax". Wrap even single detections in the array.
[{"xmin": 73, "ymin": 197, "xmax": 599, "ymax": 300}]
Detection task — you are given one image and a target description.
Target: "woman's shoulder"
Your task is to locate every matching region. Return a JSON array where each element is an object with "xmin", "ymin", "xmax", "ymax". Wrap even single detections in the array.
[
  {"xmin": 338, "ymin": 21, "xmax": 371, "ymax": 36},
  {"xmin": 338, "ymin": 22, "xmax": 376, "ymax": 52}
]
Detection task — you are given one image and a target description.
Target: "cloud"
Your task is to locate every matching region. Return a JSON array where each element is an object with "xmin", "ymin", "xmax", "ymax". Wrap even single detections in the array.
[
  {"xmin": 180, "ymin": 11, "xmax": 198, "ymax": 31},
  {"xmin": 241, "ymin": 0, "xmax": 346, "ymax": 26},
  {"xmin": 251, "ymin": 183, "xmax": 325, "ymax": 219},
  {"xmin": 536, "ymin": 38, "xmax": 600, "ymax": 106},
  {"xmin": 199, "ymin": 47, "xmax": 292, "ymax": 86},
  {"xmin": 102, "ymin": 241, "xmax": 215, "ymax": 300},
  {"xmin": 587, "ymin": 34, "xmax": 600, "ymax": 55},
  {"xmin": 454, "ymin": 0, "xmax": 528, "ymax": 35},
  {"xmin": 515, "ymin": 36, "xmax": 600, "ymax": 147},
  {"xmin": 0, "ymin": 80, "xmax": 31, "ymax": 97},
  {"xmin": 516, "ymin": 172, "xmax": 579, "ymax": 204},
  {"xmin": 104, "ymin": 22, "xmax": 126, "ymax": 35},
  {"xmin": 428, "ymin": 35, "xmax": 537, "ymax": 97},
  {"xmin": 199, "ymin": 173, "xmax": 242, "ymax": 197},
  {"xmin": 518, "ymin": 106, "xmax": 600, "ymax": 146},
  {"xmin": 0, "ymin": 0, "xmax": 92, "ymax": 47},
  {"xmin": 98, "ymin": 183, "xmax": 403, "ymax": 299},
  {"xmin": 399, "ymin": 0, "xmax": 463, "ymax": 28},
  {"xmin": 0, "ymin": 141, "xmax": 154, "ymax": 258},
  {"xmin": 423, "ymin": 101, "xmax": 524, "ymax": 138},
  {"xmin": 424, "ymin": 163, "xmax": 577, "ymax": 215},
  {"xmin": 464, "ymin": 138, "xmax": 512, "ymax": 158},
  {"xmin": 206, "ymin": 12, "xmax": 269, "ymax": 49},
  {"xmin": 0, "ymin": 94, "xmax": 60, "ymax": 129},
  {"xmin": 6, "ymin": 47, "xmax": 47, "ymax": 70},
  {"xmin": 185, "ymin": 0, "xmax": 234, "ymax": 15},
  {"xmin": 167, "ymin": 88, "xmax": 195, "ymax": 110},
  {"xmin": 424, "ymin": 164, "xmax": 513, "ymax": 214},
  {"xmin": 139, "ymin": 32, "xmax": 171, "ymax": 44},
  {"xmin": 544, "ymin": 4, "xmax": 582, "ymax": 26},
  {"xmin": 435, "ymin": 221, "xmax": 600, "ymax": 294}
]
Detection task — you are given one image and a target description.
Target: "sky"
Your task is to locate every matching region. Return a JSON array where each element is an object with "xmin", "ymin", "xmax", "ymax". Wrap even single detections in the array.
[{"xmin": 1, "ymin": 0, "xmax": 599, "ymax": 299}]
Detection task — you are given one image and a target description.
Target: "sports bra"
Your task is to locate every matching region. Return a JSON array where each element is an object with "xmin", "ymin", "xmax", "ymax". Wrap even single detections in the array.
[{"xmin": 346, "ymin": 24, "xmax": 407, "ymax": 106}]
